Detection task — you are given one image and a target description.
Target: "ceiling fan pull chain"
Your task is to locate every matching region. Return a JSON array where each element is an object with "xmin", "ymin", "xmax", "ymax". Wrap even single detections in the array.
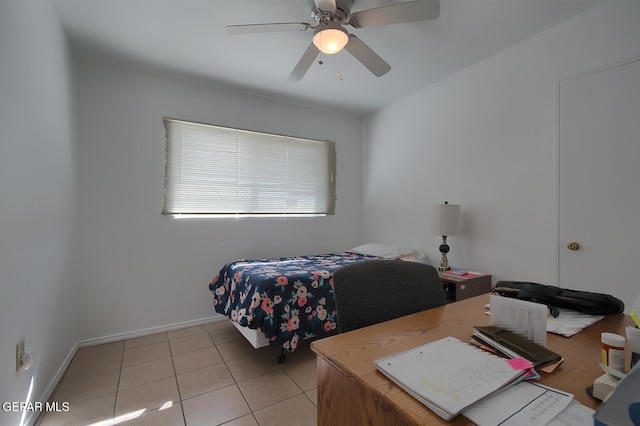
[{"xmin": 318, "ymin": 31, "xmax": 324, "ymax": 65}]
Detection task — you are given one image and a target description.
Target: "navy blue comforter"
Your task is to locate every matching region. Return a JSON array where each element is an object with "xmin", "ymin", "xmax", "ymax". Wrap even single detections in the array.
[{"xmin": 209, "ymin": 252, "xmax": 378, "ymax": 352}]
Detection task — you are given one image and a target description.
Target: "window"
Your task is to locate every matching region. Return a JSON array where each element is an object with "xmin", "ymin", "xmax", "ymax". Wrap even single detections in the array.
[{"xmin": 162, "ymin": 118, "xmax": 336, "ymax": 217}]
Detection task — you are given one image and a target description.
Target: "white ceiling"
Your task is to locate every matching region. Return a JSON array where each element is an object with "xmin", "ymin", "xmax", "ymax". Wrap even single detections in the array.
[{"xmin": 54, "ymin": 0, "xmax": 603, "ymax": 116}]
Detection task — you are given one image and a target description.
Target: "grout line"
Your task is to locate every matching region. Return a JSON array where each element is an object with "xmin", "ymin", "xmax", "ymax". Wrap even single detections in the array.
[
  {"xmin": 165, "ymin": 332, "xmax": 188, "ymax": 426},
  {"xmin": 112, "ymin": 346, "xmax": 125, "ymax": 421},
  {"xmin": 222, "ymin": 340, "xmax": 258, "ymax": 424}
]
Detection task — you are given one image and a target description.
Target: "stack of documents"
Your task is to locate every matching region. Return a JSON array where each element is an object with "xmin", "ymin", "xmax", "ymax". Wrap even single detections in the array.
[
  {"xmin": 374, "ymin": 337, "xmax": 529, "ymax": 420},
  {"xmin": 374, "ymin": 336, "xmax": 587, "ymax": 424}
]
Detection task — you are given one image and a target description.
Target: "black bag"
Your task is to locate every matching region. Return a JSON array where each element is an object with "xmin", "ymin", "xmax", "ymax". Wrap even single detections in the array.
[{"xmin": 493, "ymin": 281, "xmax": 624, "ymax": 316}]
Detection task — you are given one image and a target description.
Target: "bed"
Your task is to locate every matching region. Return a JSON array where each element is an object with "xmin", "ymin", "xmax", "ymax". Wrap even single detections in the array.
[{"xmin": 208, "ymin": 244, "xmax": 429, "ymax": 360}]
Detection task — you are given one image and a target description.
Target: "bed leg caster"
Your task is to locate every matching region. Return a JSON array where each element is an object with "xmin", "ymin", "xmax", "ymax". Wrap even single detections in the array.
[{"xmin": 277, "ymin": 350, "xmax": 286, "ymax": 364}]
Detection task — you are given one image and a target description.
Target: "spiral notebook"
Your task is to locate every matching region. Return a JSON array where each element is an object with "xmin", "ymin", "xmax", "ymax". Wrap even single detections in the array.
[{"xmin": 374, "ymin": 336, "xmax": 527, "ymax": 420}]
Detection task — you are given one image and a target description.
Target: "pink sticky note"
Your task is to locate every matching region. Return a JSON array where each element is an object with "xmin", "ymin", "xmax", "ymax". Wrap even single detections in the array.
[{"xmin": 508, "ymin": 357, "xmax": 534, "ymax": 371}]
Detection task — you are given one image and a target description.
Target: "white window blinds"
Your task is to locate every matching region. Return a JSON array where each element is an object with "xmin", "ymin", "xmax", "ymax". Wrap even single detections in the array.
[{"xmin": 163, "ymin": 118, "xmax": 336, "ymax": 216}]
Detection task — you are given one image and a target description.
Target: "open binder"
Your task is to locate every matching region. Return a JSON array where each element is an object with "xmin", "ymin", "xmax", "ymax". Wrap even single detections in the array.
[{"xmin": 374, "ymin": 336, "xmax": 528, "ymax": 420}]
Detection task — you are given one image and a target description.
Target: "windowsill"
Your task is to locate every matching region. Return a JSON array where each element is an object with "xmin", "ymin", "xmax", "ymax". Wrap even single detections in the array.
[{"xmin": 171, "ymin": 213, "xmax": 327, "ymax": 219}]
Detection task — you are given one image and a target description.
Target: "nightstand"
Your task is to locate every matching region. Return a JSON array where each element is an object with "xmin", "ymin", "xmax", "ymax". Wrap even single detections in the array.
[{"xmin": 438, "ymin": 271, "xmax": 492, "ymax": 303}]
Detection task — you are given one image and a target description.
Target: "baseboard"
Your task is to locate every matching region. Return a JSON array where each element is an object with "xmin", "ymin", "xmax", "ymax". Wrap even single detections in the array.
[
  {"xmin": 25, "ymin": 340, "xmax": 78, "ymax": 426},
  {"xmin": 77, "ymin": 315, "xmax": 224, "ymax": 348}
]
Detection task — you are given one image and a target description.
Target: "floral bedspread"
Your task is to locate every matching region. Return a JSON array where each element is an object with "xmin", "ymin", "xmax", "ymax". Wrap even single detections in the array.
[{"xmin": 209, "ymin": 252, "xmax": 378, "ymax": 352}]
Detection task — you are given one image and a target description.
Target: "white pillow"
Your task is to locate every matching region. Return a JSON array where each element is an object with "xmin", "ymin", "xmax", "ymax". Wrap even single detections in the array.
[
  {"xmin": 397, "ymin": 254, "xmax": 432, "ymax": 265},
  {"xmin": 349, "ymin": 243, "xmax": 416, "ymax": 259}
]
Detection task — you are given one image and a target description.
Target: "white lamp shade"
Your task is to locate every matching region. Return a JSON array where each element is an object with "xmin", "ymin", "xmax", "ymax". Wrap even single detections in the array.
[
  {"xmin": 313, "ymin": 27, "xmax": 349, "ymax": 54},
  {"xmin": 432, "ymin": 203, "xmax": 461, "ymax": 236}
]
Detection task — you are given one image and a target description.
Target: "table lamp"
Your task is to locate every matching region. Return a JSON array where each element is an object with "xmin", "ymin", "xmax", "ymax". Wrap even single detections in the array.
[{"xmin": 431, "ymin": 201, "xmax": 461, "ymax": 271}]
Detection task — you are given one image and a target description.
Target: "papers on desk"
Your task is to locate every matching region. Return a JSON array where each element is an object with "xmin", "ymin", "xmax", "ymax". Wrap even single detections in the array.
[
  {"xmin": 462, "ymin": 381, "xmax": 574, "ymax": 426},
  {"xmin": 374, "ymin": 336, "xmax": 582, "ymax": 424},
  {"xmin": 548, "ymin": 400, "xmax": 595, "ymax": 425},
  {"xmin": 546, "ymin": 307, "xmax": 604, "ymax": 337},
  {"xmin": 374, "ymin": 337, "xmax": 528, "ymax": 420},
  {"xmin": 441, "ymin": 269, "xmax": 487, "ymax": 279}
]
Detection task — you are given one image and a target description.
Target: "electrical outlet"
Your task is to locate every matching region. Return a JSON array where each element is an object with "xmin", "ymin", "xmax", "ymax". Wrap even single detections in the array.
[{"xmin": 16, "ymin": 339, "xmax": 25, "ymax": 372}]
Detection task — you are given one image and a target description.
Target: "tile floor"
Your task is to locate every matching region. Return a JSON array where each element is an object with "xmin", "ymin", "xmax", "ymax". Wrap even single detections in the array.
[{"xmin": 36, "ymin": 320, "xmax": 318, "ymax": 426}]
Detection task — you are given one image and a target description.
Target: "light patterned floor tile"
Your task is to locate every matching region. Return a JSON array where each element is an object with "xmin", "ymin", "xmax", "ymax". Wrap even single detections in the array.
[
  {"xmin": 73, "ymin": 341, "xmax": 124, "ymax": 360},
  {"xmin": 177, "ymin": 363, "xmax": 235, "ymax": 400},
  {"xmin": 282, "ymin": 357, "xmax": 317, "ymax": 392},
  {"xmin": 122, "ymin": 341, "xmax": 171, "ymax": 367},
  {"xmin": 305, "ymin": 388, "xmax": 317, "ymax": 406},
  {"xmin": 253, "ymin": 394, "xmax": 317, "ymax": 426},
  {"xmin": 182, "ymin": 385, "xmax": 251, "ymax": 426},
  {"xmin": 114, "ymin": 402, "xmax": 185, "ymax": 426},
  {"xmin": 216, "ymin": 339, "xmax": 267, "ymax": 362},
  {"xmin": 226, "ymin": 352, "xmax": 281, "ymax": 383},
  {"xmin": 206, "ymin": 322, "xmax": 245, "ymax": 345},
  {"xmin": 37, "ymin": 323, "xmax": 324, "ymax": 426},
  {"xmin": 52, "ymin": 369, "xmax": 119, "ymax": 403},
  {"xmin": 119, "ymin": 356, "xmax": 175, "ymax": 390},
  {"xmin": 237, "ymin": 370, "xmax": 302, "ymax": 411},
  {"xmin": 38, "ymin": 393, "xmax": 116, "ymax": 426},
  {"xmin": 172, "ymin": 346, "xmax": 224, "ymax": 375},
  {"xmin": 115, "ymin": 377, "xmax": 180, "ymax": 416},
  {"xmin": 169, "ymin": 333, "xmax": 214, "ymax": 356},
  {"xmin": 220, "ymin": 413, "xmax": 259, "ymax": 426},
  {"xmin": 63, "ymin": 351, "xmax": 123, "ymax": 381}
]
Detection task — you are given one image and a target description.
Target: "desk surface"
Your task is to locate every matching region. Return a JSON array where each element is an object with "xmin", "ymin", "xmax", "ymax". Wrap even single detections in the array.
[{"xmin": 311, "ymin": 294, "xmax": 634, "ymax": 425}]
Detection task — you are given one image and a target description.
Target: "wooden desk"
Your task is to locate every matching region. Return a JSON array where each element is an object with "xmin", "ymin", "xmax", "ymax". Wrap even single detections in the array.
[{"xmin": 311, "ymin": 294, "xmax": 634, "ymax": 425}]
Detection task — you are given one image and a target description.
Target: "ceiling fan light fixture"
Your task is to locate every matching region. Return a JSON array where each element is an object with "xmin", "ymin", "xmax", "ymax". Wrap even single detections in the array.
[{"xmin": 313, "ymin": 26, "xmax": 349, "ymax": 54}]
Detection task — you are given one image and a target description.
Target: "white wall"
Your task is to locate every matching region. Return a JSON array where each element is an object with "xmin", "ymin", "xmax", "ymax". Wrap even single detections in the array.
[
  {"xmin": 74, "ymin": 59, "xmax": 364, "ymax": 341},
  {"xmin": 0, "ymin": 1, "xmax": 79, "ymax": 424},
  {"xmin": 362, "ymin": 1, "xmax": 640, "ymax": 286},
  {"xmin": 3, "ymin": 2, "xmax": 637, "ymax": 421}
]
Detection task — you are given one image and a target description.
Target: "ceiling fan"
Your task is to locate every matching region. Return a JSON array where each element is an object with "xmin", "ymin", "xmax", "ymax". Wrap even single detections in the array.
[{"xmin": 225, "ymin": 0, "xmax": 440, "ymax": 81}]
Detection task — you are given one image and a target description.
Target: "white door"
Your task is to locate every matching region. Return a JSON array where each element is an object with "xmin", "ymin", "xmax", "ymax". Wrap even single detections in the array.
[{"xmin": 558, "ymin": 57, "xmax": 640, "ymax": 313}]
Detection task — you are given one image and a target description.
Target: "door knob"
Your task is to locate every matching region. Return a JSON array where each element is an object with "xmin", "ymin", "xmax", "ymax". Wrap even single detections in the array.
[{"xmin": 567, "ymin": 242, "xmax": 580, "ymax": 251}]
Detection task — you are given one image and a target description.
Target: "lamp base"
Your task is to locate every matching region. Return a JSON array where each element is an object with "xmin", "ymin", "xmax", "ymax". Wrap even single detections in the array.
[{"xmin": 438, "ymin": 237, "xmax": 451, "ymax": 271}]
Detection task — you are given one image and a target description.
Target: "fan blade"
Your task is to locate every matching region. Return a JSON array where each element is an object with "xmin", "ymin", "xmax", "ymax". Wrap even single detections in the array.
[
  {"xmin": 226, "ymin": 22, "xmax": 310, "ymax": 35},
  {"xmin": 350, "ymin": 0, "xmax": 439, "ymax": 28},
  {"xmin": 314, "ymin": 0, "xmax": 337, "ymax": 12},
  {"xmin": 344, "ymin": 34, "xmax": 391, "ymax": 77},
  {"xmin": 288, "ymin": 43, "xmax": 320, "ymax": 82}
]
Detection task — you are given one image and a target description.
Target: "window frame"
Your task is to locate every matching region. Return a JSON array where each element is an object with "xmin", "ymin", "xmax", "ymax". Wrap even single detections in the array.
[{"xmin": 162, "ymin": 117, "xmax": 336, "ymax": 218}]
